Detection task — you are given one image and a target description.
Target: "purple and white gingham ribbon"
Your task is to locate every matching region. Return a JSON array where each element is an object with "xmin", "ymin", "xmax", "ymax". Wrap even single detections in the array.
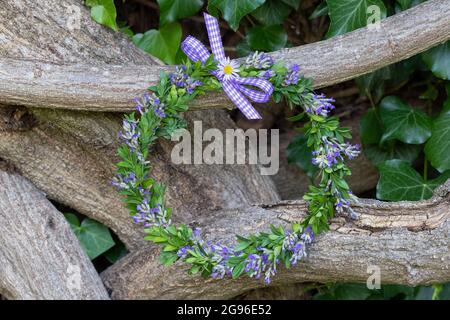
[{"xmin": 181, "ymin": 13, "xmax": 273, "ymax": 120}]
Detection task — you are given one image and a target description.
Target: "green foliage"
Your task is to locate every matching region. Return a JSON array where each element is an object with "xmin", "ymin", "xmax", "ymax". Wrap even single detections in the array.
[
  {"xmin": 246, "ymin": 25, "xmax": 288, "ymax": 52},
  {"xmin": 132, "ymin": 23, "xmax": 182, "ymax": 65},
  {"xmin": 208, "ymin": 0, "xmax": 266, "ymax": 30},
  {"xmin": 364, "ymin": 143, "xmax": 421, "ymax": 166},
  {"xmin": 379, "ymin": 96, "xmax": 432, "ymax": 144},
  {"xmin": 85, "ymin": 0, "xmax": 118, "ymax": 31},
  {"xmin": 157, "ymin": 0, "xmax": 204, "ymax": 26},
  {"xmin": 376, "ymin": 160, "xmax": 450, "ymax": 201},
  {"xmin": 422, "ymin": 41, "xmax": 450, "ymax": 80},
  {"xmin": 314, "ymin": 283, "xmax": 450, "ymax": 300},
  {"xmin": 64, "ymin": 213, "xmax": 115, "ymax": 260},
  {"xmin": 325, "ymin": 0, "xmax": 387, "ymax": 38},
  {"xmin": 251, "ymin": 0, "xmax": 292, "ymax": 26},
  {"xmin": 309, "ymin": 2, "xmax": 328, "ymax": 19},
  {"xmin": 424, "ymin": 107, "xmax": 450, "ymax": 172}
]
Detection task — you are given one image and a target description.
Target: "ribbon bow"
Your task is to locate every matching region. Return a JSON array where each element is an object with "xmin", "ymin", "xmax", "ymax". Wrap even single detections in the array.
[{"xmin": 181, "ymin": 13, "xmax": 273, "ymax": 119}]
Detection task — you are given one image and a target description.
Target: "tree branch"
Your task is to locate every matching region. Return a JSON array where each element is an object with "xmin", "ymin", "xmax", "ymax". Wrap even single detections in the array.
[
  {"xmin": 0, "ymin": 0, "xmax": 448, "ymax": 112},
  {"xmin": 0, "ymin": 169, "xmax": 110, "ymax": 299},
  {"xmin": 102, "ymin": 180, "xmax": 450, "ymax": 299}
]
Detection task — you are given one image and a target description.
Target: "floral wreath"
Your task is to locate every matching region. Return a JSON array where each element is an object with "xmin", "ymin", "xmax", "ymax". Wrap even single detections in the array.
[{"xmin": 113, "ymin": 13, "xmax": 360, "ymax": 284}]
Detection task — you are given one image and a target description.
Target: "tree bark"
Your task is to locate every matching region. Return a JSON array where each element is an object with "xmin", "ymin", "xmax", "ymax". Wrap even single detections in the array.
[
  {"xmin": 0, "ymin": 0, "xmax": 280, "ymax": 250},
  {"xmin": 102, "ymin": 180, "xmax": 450, "ymax": 299},
  {"xmin": 0, "ymin": 169, "xmax": 109, "ymax": 300},
  {"xmin": 0, "ymin": 0, "xmax": 449, "ymax": 112}
]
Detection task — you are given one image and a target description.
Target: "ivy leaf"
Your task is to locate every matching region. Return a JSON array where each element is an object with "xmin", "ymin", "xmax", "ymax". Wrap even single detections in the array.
[
  {"xmin": 132, "ymin": 22, "xmax": 182, "ymax": 65},
  {"xmin": 65, "ymin": 214, "xmax": 115, "ymax": 260},
  {"xmin": 309, "ymin": 2, "xmax": 329, "ymax": 20},
  {"xmin": 355, "ymin": 67, "xmax": 391, "ymax": 104},
  {"xmin": 104, "ymin": 243, "xmax": 128, "ymax": 264},
  {"xmin": 325, "ymin": 0, "xmax": 387, "ymax": 38},
  {"xmin": 209, "ymin": 0, "xmax": 266, "ymax": 31},
  {"xmin": 157, "ymin": 0, "xmax": 204, "ymax": 26},
  {"xmin": 246, "ymin": 25, "xmax": 288, "ymax": 52},
  {"xmin": 376, "ymin": 160, "xmax": 450, "ymax": 201},
  {"xmin": 422, "ymin": 41, "xmax": 450, "ymax": 80},
  {"xmin": 281, "ymin": 0, "xmax": 301, "ymax": 9},
  {"xmin": 364, "ymin": 142, "xmax": 421, "ymax": 166},
  {"xmin": 379, "ymin": 96, "xmax": 432, "ymax": 145},
  {"xmin": 287, "ymin": 134, "xmax": 318, "ymax": 178},
  {"xmin": 424, "ymin": 108, "xmax": 450, "ymax": 172},
  {"xmin": 251, "ymin": 0, "xmax": 292, "ymax": 26},
  {"xmin": 360, "ymin": 108, "xmax": 382, "ymax": 145},
  {"xmin": 86, "ymin": 0, "xmax": 118, "ymax": 31}
]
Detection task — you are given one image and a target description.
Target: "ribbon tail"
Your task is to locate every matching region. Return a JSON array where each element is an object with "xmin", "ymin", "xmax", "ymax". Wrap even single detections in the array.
[
  {"xmin": 203, "ymin": 13, "xmax": 226, "ymax": 61},
  {"xmin": 222, "ymin": 81, "xmax": 262, "ymax": 120}
]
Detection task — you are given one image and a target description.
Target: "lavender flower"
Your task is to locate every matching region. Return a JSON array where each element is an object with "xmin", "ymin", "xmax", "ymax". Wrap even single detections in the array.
[
  {"xmin": 243, "ymin": 51, "xmax": 274, "ymax": 70},
  {"xmin": 169, "ymin": 65, "xmax": 202, "ymax": 94},
  {"xmin": 283, "ymin": 64, "xmax": 300, "ymax": 86},
  {"xmin": 177, "ymin": 245, "xmax": 192, "ymax": 259},
  {"xmin": 112, "ymin": 173, "xmax": 137, "ymax": 190},
  {"xmin": 261, "ymin": 69, "xmax": 276, "ymax": 79},
  {"xmin": 305, "ymin": 93, "xmax": 336, "ymax": 116},
  {"xmin": 119, "ymin": 118, "xmax": 140, "ymax": 150}
]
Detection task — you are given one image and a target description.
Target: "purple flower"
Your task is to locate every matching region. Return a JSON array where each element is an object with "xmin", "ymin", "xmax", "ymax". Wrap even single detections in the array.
[
  {"xmin": 244, "ymin": 51, "xmax": 274, "ymax": 69},
  {"xmin": 261, "ymin": 69, "xmax": 276, "ymax": 79},
  {"xmin": 283, "ymin": 64, "xmax": 300, "ymax": 86},
  {"xmin": 177, "ymin": 245, "xmax": 191, "ymax": 258},
  {"xmin": 306, "ymin": 93, "xmax": 336, "ymax": 116},
  {"xmin": 169, "ymin": 65, "xmax": 202, "ymax": 95}
]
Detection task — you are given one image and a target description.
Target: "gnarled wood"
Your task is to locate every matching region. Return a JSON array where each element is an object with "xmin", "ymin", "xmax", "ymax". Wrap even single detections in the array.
[
  {"xmin": 0, "ymin": 0, "xmax": 280, "ymax": 250},
  {"xmin": 102, "ymin": 180, "xmax": 450, "ymax": 300},
  {"xmin": 0, "ymin": 0, "xmax": 449, "ymax": 112},
  {"xmin": 0, "ymin": 169, "xmax": 109, "ymax": 300}
]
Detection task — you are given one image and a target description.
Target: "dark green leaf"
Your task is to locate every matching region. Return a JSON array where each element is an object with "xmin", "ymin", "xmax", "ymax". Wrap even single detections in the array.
[
  {"xmin": 232, "ymin": 260, "xmax": 246, "ymax": 279},
  {"xmin": 287, "ymin": 134, "xmax": 318, "ymax": 178},
  {"xmin": 422, "ymin": 41, "xmax": 450, "ymax": 80},
  {"xmin": 281, "ymin": 0, "xmax": 301, "ymax": 9},
  {"xmin": 376, "ymin": 160, "xmax": 450, "ymax": 201},
  {"xmin": 424, "ymin": 109, "xmax": 450, "ymax": 172},
  {"xmin": 379, "ymin": 96, "xmax": 432, "ymax": 144},
  {"xmin": 364, "ymin": 142, "xmax": 421, "ymax": 166},
  {"xmin": 104, "ymin": 243, "xmax": 128, "ymax": 263},
  {"xmin": 64, "ymin": 213, "xmax": 80, "ymax": 229},
  {"xmin": 333, "ymin": 283, "xmax": 373, "ymax": 300},
  {"xmin": 246, "ymin": 25, "xmax": 288, "ymax": 52},
  {"xmin": 355, "ymin": 67, "xmax": 391, "ymax": 104},
  {"xmin": 309, "ymin": 2, "xmax": 328, "ymax": 19},
  {"xmin": 132, "ymin": 22, "xmax": 182, "ymax": 65},
  {"xmin": 209, "ymin": 0, "xmax": 266, "ymax": 31},
  {"xmin": 325, "ymin": 0, "xmax": 387, "ymax": 38},
  {"xmin": 157, "ymin": 0, "xmax": 204, "ymax": 25},
  {"xmin": 360, "ymin": 108, "xmax": 382, "ymax": 144},
  {"xmin": 68, "ymin": 218, "xmax": 115, "ymax": 260},
  {"xmin": 251, "ymin": 0, "xmax": 291, "ymax": 26}
]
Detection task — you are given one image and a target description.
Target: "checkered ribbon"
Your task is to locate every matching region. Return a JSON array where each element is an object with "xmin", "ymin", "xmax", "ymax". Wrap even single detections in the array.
[{"xmin": 181, "ymin": 13, "xmax": 273, "ymax": 119}]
